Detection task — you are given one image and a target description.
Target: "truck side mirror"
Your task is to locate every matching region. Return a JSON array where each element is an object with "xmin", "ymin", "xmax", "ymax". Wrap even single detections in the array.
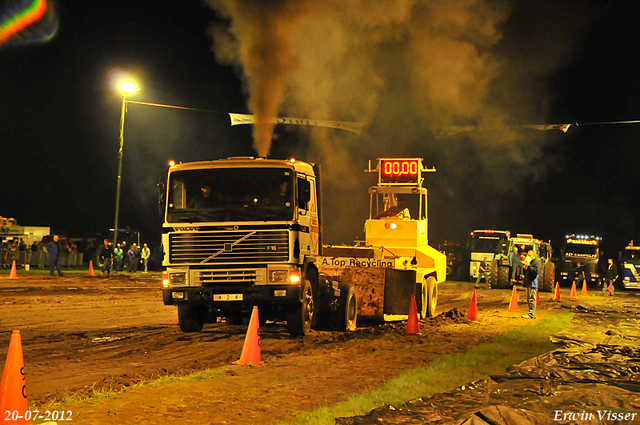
[
  {"xmin": 157, "ymin": 177, "xmax": 166, "ymax": 217},
  {"xmin": 297, "ymin": 178, "xmax": 310, "ymax": 209}
]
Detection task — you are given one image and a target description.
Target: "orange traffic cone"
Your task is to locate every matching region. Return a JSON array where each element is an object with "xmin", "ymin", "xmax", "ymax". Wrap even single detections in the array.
[
  {"xmin": 405, "ymin": 294, "xmax": 421, "ymax": 335},
  {"xmin": 233, "ymin": 306, "xmax": 262, "ymax": 366},
  {"xmin": 581, "ymin": 281, "xmax": 588, "ymax": 296},
  {"xmin": 536, "ymin": 289, "xmax": 541, "ymax": 306},
  {"xmin": 508, "ymin": 285, "xmax": 519, "ymax": 312},
  {"xmin": 8, "ymin": 261, "xmax": 17, "ymax": 279},
  {"xmin": 88, "ymin": 260, "xmax": 95, "ymax": 277},
  {"xmin": 467, "ymin": 291, "xmax": 478, "ymax": 322},
  {"xmin": 606, "ymin": 283, "xmax": 614, "ymax": 296},
  {"xmin": 553, "ymin": 282, "xmax": 561, "ymax": 301},
  {"xmin": 0, "ymin": 331, "xmax": 29, "ymax": 424},
  {"xmin": 570, "ymin": 281, "xmax": 577, "ymax": 298}
]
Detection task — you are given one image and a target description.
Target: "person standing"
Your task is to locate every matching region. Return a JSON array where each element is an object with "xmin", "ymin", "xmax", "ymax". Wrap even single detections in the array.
[
  {"xmin": 475, "ymin": 257, "xmax": 489, "ymax": 288},
  {"xmin": 574, "ymin": 262, "xmax": 587, "ymax": 288},
  {"xmin": 602, "ymin": 258, "xmax": 618, "ymax": 296},
  {"xmin": 509, "ymin": 246, "xmax": 522, "ymax": 283},
  {"xmin": 113, "ymin": 243, "xmax": 124, "ymax": 272},
  {"xmin": 45, "ymin": 235, "xmax": 64, "ymax": 277},
  {"xmin": 522, "ymin": 250, "xmax": 541, "ymax": 319},
  {"xmin": 99, "ymin": 239, "xmax": 113, "ymax": 277},
  {"xmin": 127, "ymin": 243, "xmax": 138, "ymax": 273},
  {"xmin": 141, "ymin": 243, "xmax": 151, "ymax": 273},
  {"xmin": 121, "ymin": 241, "xmax": 128, "ymax": 271}
]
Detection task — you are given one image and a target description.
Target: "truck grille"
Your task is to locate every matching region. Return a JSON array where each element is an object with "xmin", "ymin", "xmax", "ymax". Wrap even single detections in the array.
[
  {"xmin": 169, "ymin": 230, "xmax": 290, "ymax": 264},
  {"xmin": 194, "ymin": 268, "xmax": 264, "ymax": 285}
]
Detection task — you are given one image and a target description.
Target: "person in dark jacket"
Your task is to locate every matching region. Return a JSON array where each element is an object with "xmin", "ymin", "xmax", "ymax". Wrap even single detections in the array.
[
  {"xmin": 602, "ymin": 258, "xmax": 618, "ymax": 296},
  {"xmin": 99, "ymin": 239, "xmax": 113, "ymax": 277},
  {"xmin": 127, "ymin": 243, "xmax": 139, "ymax": 273},
  {"xmin": 522, "ymin": 250, "xmax": 541, "ymax": 319},
  {"xmin": 509, "ymin": 246, "xmax": 523, "ymax": 283},
  {"xmin": 46, "ymin": 235, "xmax": 64, "ymax": 277}
]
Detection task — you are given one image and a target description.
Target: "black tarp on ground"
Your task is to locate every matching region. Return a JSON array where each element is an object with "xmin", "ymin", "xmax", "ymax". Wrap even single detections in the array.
[{"xmin": 336, "ymin": 296, "xmax": 640, "ymax": 424}]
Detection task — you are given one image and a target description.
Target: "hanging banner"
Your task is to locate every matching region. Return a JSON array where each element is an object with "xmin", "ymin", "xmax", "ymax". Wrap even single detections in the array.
[
  {"xmin": 521, "ymin": 123, "xmax": 572, "ymax": 133},
  {"xmin": 229, "ymin": 113, "xmax": 364, "ymax": 135},
  {"xmin": 433, "ymin": 123, "xmax": 573, "ymax": 139}
]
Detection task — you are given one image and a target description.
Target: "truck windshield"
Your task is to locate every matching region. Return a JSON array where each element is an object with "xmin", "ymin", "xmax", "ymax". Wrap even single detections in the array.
[
  {"xmin": 565, "ymin": 244, "xmax": 598, "ymax": 258},
  {"xmin": 469, "ymin": 236, "xmax": 509, "ymax": 254},
  {"xmin": 167, "ymin": 168, "xmax": 294, "ymax": 223},
  {"xmin": 624, "ymin": 249, "xmax": 640, "ymax": 262}
]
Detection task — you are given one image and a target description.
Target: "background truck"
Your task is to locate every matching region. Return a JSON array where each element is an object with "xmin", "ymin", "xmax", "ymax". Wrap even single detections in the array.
[
  {"xmin": 466, "ymin": 230, "xmax": 510, "ymax": 280},
  {"xmin": 556, "ymin": 234, "xmax": 601, "ymax": 287},
  {"xmin": 160, "ymin": 157, "xmax": 445, "ymax": 336},
  {"xmin": 622, "ymin": 241, "xmax": 640, "ymax": 289},
  {"xmin": 488, "ymin": 233, "xmax": 555, "ymax": 292},
  {"xmin": 439, "ymin": 241, "xmax": 469, "ymax": 281}
]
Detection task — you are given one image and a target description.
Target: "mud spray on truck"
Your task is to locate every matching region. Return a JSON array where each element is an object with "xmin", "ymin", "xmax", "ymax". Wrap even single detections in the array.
[{"xmin": 160, "ymin": 157, "xmax": 445, "ymax": 336}]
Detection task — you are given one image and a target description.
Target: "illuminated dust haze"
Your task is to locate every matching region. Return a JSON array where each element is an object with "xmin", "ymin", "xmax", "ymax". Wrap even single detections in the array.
[{"xmin": 206, "ymin": 0, "xmax": 593, "ymax": 245}]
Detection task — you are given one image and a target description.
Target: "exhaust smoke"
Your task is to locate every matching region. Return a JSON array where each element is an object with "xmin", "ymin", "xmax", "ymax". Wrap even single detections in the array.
[{"xmin": 205, "ymin": 0, "xmax": 593, "ymax": 244}]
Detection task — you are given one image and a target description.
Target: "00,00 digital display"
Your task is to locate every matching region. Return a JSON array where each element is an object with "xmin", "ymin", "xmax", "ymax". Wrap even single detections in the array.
[{"xmin": 380, "ymin": 160, "xmax": 420, "ymax": 183}]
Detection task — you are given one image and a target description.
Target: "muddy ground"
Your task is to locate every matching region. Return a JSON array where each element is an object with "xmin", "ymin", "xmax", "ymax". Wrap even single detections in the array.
[{"xmin": 0, "ymin": 273, "xmax": 579, "ymax": 424}]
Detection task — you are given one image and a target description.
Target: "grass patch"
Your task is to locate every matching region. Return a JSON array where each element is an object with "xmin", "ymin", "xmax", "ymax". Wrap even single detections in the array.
[{"xmin": 282, "ymin": 313, "xmax": 574, "ymax": 425}]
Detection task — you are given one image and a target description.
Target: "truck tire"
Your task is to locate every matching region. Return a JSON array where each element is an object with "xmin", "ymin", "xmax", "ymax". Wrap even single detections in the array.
[
  {"xmin": 541, "ymin": 261, "xmax": 555, "ymax": 292},
  {"xmin": 178, "ymin": 305, "xmax": 206, "ymax": 332},
  {"xmin": 497, "ymin": 266, "xmax": 510, "ymax": 289},
  {"xmin": 418, "ymin": 279, "xmax": 428, "ymax": 319},
  {"xmin": 488, "ymin": 259, "xmax": 499, "ymax": 289},
  {"xmin": 287, "ymin": 279, "xmax": 314, "ymax": 336},
  {"xmin": 333, "ymin": 282, "xmax": 357, "ymax": 332},
  {"xmin": 426, "ymin": 276, "xmax": 438, "ymax": 317}
]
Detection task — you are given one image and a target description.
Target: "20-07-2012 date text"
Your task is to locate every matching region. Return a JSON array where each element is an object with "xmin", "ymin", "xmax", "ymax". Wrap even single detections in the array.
[{"xmin": 4, "ymin": 410, "xmax": 73, "ymax": 422}]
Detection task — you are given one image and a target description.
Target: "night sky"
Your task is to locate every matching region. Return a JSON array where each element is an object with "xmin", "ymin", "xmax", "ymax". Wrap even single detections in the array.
[{"xmin": 2, "ymin": 0, "xmax": 640, "ymax": 259}]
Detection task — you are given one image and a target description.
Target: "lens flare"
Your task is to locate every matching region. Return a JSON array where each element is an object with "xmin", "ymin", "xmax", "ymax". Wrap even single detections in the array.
[{"xmin": 0, "ymin": 0, "xmax": 58, "ymax": 47}]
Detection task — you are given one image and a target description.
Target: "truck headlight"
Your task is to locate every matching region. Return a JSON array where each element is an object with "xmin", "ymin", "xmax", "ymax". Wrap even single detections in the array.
[
  {"xmin": 170, "ymin": 273, "xmax": 186, "ymax": 285},
  {"xmin": 269, "ymin": 270, "xmax": 289, "ymax": 283}
]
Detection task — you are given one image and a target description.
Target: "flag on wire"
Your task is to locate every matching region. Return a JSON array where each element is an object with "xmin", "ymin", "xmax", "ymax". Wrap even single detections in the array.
[{"xmin": 228, "ymin": 113, "xmax": 364, "ymax": 135}]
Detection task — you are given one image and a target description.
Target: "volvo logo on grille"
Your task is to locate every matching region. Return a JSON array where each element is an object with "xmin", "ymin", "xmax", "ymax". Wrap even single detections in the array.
[
  {"xmin": 173, "ymin": 226, "xmax": 200, "ymax": 232},
  {"xmin": 224, "ymin": 243, "xmax": 233, "ymax": 251}
]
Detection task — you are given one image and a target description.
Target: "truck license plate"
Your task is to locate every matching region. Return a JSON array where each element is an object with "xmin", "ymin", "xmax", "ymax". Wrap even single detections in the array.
[{"xmin": 214, "ymin": 293, "xmax": 243, "ymax": 301}]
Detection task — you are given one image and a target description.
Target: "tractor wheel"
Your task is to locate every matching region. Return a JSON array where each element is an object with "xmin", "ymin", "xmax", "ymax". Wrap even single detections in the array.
[
  {"xmin": 426, "ymin": 276, "xmax": 438, "ymax": 317},
  {"xmin": 497, "ymin": 266, "xmax": 510, "ymax": 289},
  {"xmin": 94, "ymin": 245, "xmax": 105, "ymax": 269},
  {"xmin": 488, "ymin": 259, "xmax": 499, "ymax": 289},
  {"xmin": 287, "ymin": 280, "xmax": 315, "ymax": 336},
  {"xmin": 542, "ymin": 261, "xmax": 555, "ymax": 292}
]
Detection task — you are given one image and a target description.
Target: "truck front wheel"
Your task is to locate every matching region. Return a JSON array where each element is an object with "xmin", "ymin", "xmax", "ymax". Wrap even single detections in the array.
[
  {"xmin": 178, "ymin": 305, "xmax": 206, "ymax": 332},
  {"xmin": 287, "ymin": 280, "xmax": 315, "ymax": 336}
]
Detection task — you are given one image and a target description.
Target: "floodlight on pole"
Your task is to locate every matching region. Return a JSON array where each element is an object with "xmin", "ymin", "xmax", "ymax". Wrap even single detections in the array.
[{"xmin": 112, "ymin": 80, "xmax": 140, "ymax": 249}]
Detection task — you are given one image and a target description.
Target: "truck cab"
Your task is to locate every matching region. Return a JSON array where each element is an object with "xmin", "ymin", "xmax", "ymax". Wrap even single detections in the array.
[
  {"xmin": 622, "ymin": 241, "xmax": 640, "ymax": 289},
  {"xmin": 161, "ymin": 157, "xmax": 322, "ymax": 335}
]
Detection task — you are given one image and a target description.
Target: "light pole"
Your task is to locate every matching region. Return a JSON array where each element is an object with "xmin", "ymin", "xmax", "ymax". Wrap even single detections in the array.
[{"xmin": 113, "ymin": 81, "xmax": 139, "ymax": 248}]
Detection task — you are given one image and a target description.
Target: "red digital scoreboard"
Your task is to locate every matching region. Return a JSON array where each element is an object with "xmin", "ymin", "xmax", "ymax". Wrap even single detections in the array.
[{"xmin": 380, "ymin": 159, "xmax": 421, "ymax": 184}]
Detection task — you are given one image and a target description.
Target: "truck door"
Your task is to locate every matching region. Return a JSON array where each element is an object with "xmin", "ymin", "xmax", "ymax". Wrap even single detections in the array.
[{"xmin": 297, "ymin": 175, "xmax": 319, "ymax": 256}]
